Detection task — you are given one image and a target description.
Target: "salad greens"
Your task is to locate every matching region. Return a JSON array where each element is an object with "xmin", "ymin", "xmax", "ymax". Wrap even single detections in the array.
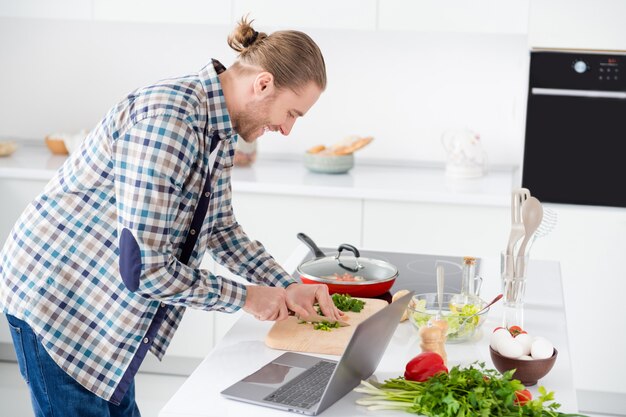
[
  {"xmin": 411, "ymin": 299, "xmax": 480, "ymax": 340},
  {"xmin": 355, "ymin": 362, "xmax": 588, "ymax": 417}
]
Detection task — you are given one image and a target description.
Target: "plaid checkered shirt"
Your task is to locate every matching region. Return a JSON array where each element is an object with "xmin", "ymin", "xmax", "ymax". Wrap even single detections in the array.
[{"xmin": 0, "ymin": 60, "xmax": 296, "ymax": 403}]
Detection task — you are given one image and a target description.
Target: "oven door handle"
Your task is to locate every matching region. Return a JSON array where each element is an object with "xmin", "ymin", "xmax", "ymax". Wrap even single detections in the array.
[{"xmin": 532, "ymin": 87, "xmax": 626, "ymax": 99}]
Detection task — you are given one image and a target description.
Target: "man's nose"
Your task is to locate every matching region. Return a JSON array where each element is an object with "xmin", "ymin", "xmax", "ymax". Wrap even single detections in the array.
[{"xmin": 279, "ymin": 118, "xmax": 296, "ymax": 136}]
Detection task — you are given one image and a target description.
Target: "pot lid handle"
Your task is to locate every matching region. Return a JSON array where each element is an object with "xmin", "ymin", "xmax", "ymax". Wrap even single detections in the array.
[{"xmin": 335, "ymin": 244, "xmax": 364, "ymax": 273}]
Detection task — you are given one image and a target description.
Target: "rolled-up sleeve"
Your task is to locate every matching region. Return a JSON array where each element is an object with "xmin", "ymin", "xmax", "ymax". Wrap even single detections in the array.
[{"xmin": 112, "ymin": 114, "xmax": 247, "ymax": 312}]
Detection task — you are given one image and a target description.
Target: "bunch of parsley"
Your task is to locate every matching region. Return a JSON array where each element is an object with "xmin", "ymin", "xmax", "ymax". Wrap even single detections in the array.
[{"xmin": 355, "ymin": 362, "xmax": 588, "ymax": 417}]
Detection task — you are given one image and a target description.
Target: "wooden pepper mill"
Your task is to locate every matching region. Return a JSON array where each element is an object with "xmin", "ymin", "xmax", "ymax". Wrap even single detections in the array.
[{"xmin": 419, "ymin": 320, "xmax": 448, "ymax": 366}]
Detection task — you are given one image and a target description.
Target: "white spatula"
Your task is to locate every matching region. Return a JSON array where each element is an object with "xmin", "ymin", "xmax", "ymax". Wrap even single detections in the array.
[
  {"xmin": 505, "ymin": 188, "xmax": 530, "ymax": 277},
  {"xmin": 515, "ymin": 196, "xmax": 544, "ymax": 278}
]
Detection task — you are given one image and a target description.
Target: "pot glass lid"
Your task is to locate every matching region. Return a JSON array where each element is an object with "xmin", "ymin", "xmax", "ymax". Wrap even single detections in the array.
[{"xmin": 298, "ymin": 256, "xmax": 397, "ymax": 281}]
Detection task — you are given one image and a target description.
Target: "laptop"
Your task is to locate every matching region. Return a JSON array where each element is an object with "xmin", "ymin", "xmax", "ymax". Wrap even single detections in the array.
[{"xmin": 221, "ymin": 291, "xmax": 413, "ymax": 415}]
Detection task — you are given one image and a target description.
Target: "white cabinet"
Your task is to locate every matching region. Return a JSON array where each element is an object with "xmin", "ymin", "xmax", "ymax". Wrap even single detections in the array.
[
  {"xmin": 0, "ymin": 0, "xmax": 92, "ymax": 20},
  {"xmin": 230, "ymin": 192, "xmax": 362, "ymax": 264},
  {"xmin": 526, "ymin": 204, "xmax": 626, "ymax": 398},
  {"xmin": 93, "ymin": 0, "xmax": 231, "ymax": 25},
  {"xmin": 362, "ymin": 199, "xmax": 509, "ymax": 257},
  {"xmin": 233, "ymin": 0, "xmax": 377, "ymax": 31},
  {"xmin": 528, "ymin": 0, "xmax": 626, "ymax": 51},
  {"xmin": 2, "ymin": 0, "xmax": 535, "ymax": 34},
  {"xmin": 378, "ymin": 0, "xmax": 529, "ymax": 34}
]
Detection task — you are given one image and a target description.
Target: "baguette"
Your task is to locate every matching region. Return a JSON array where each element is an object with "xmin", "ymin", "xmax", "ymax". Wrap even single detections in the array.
[
  {"xmin": 307, "ymin": 144, "xmax": 326, "ymax": 154},
  {"xmin": 331, "ymin": 136, "xmax": 374, "ymax": 155}
]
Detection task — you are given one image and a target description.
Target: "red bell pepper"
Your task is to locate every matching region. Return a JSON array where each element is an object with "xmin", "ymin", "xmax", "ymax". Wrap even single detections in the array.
[{"xmin": 404, "ymin": 352, "xmax": 448, "ymax": 382}]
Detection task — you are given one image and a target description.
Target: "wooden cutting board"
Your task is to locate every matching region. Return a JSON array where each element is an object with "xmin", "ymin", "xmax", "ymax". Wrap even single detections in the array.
[{"xmin": 265, "ymin": 298, "xmax": 389, "ymax": 355}]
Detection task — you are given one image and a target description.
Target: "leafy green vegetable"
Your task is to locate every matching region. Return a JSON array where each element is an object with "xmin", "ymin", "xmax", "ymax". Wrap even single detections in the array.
[
  {"xmin": 331, "ymin": 293, "xmax": 365, "ymax": 312},
  {"xmin": 411, "ymin": 300, "xmax": 480, "ymax": 340},
  {"xmin": 354, "ymin": 362, "xmax": 588, "ymax": 417}
]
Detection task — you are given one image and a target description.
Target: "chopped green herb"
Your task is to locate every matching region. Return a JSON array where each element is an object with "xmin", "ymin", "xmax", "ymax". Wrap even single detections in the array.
[
  {"xmin": 313, "ymin": 320, "xmax": 341, "ymax": 331},
  {"xmin": 331, "ymin": 293, "xmax": 365, "ymax": 312}
]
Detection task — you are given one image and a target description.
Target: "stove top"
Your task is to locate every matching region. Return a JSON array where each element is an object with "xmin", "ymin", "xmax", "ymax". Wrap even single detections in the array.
[{"xmin": 296, "ymin": 248, "xmax": 481, "ymax": 302}]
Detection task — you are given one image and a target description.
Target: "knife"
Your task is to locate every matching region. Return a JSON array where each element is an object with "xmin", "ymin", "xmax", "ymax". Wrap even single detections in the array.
[{"xmin": 289, "ymin": 310, "xmax": 350, "ymax": 327}]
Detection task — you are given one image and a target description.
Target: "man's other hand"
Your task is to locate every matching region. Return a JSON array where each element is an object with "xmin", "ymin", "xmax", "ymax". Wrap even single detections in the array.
[{"xmin": 285, "ymin": 283, "xmax": 343, "ymax": 322}]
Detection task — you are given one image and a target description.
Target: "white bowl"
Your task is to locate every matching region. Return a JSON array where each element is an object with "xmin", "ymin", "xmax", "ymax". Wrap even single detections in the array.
[{"xmin": 303, "ymin": 152, "xmax": 354, "ymax": 174}]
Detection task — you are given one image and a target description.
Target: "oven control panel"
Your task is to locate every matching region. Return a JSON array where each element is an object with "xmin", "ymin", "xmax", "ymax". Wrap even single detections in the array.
[
  {"xmin": 571, "ymin": 57, "xmax": 620, "ymax": 82},
  {"xmin": 530, "ymin": 51, "xmax": 625, "ymax": 91}
]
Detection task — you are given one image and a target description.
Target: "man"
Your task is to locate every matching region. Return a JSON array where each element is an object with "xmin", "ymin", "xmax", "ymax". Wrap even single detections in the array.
[{"xmin": 0, "ymin": 17, "xmax": 341, "ymax": 416}]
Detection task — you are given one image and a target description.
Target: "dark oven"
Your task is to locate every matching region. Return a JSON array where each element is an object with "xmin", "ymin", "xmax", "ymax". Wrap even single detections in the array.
[{"xmin": 522, "ymin": 50, "xmax": 626, "ymax": 208}]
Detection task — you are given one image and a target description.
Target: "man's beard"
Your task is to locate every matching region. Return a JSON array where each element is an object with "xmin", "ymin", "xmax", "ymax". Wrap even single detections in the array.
[{"xmin": 231, "ymin": 97, "xmax": 273, "ymax": 143}]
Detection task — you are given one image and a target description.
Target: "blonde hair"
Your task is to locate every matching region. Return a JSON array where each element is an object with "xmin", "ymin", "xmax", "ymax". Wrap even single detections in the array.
[{"xmin": 227, "ymin": 16, "xmax": 327, "ymax": 92}]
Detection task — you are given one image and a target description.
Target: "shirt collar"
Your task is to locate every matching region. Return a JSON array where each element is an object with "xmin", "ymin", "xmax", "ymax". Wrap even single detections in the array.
[{"xmin": 199, "ymin": 59, "xmax": 234, "ymax": 142}]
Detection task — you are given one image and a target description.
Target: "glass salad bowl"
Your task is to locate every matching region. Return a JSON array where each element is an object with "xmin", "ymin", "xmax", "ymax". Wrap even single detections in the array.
[{"xmin": 407, "ymin": 293, "xmax": 490, "ymax": 343}]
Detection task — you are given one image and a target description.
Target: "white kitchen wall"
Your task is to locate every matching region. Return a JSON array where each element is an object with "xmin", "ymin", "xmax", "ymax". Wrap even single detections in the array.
[{"xmin": 0, "ymin": 15, "xmax": 528, "ymax": 167}]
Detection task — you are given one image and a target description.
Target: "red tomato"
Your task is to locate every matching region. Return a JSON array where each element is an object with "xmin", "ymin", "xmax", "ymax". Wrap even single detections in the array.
[
  {"xmin": 508, "ymin": 325, "xmax": 525, "ymax": 336},
  {"xmin": 493, "ymin": 326, "xmax": 506, "ymax": 333},
  {"xmin": 514, "ymin": 389, "xmax": 532, "ymax": 406},
  {"xmin": 404, "ymin": 352, "xmax": 449, "ymax": 382}
]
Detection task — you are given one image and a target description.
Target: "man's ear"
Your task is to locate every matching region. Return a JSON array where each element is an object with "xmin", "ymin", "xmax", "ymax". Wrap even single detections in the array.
[{"xmin": 253, "ymin": 71, "xmax": 275, "ymax": 98}]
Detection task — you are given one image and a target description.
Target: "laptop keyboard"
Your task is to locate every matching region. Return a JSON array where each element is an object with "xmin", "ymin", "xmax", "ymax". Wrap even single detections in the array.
[{"xmin": 263, "ymin": 360, "xmax": 336, "ymax": 409}]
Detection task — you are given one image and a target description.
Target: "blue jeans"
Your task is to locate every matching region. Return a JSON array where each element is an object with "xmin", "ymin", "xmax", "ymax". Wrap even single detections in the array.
[{"xmin": 6, "ymin": 314, "xmax": 141, "ymax": 417}]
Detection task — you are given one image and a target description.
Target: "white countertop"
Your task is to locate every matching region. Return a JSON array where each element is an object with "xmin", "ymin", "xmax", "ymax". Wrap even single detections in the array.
[
  {"xmin": 0, "ymin": 142, "xmax": 516, "ymax": 206},
  {"xmin": 159, "ymin": 246, "xmax": 578, "ymax": 417},
  {"xmin": 0, "ymin": 142, "xmax": 67, "ymax": 180}
]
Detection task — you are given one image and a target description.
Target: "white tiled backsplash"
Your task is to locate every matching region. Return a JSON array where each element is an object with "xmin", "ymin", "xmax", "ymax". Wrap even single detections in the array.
[{"xmin": 0, "ymin": 16, "xmax": 527, "ymax": 166}]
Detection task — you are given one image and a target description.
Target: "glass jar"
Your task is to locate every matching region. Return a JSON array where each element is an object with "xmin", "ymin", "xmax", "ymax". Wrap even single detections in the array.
[
  {"xmin": 461, "ymin": 256, "xmax": 477, "ymax": 297},
  {"xmin": 500, "ymin": 251, "xmax": 529, "ymax": 328}
]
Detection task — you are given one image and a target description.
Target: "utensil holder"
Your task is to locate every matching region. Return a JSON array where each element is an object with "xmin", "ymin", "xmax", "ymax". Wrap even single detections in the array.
[{"xmin": 500, "ymin": 252, "xmax": 528, "ymax": 328}]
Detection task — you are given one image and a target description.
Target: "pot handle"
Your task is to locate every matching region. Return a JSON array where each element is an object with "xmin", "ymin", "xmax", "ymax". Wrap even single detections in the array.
[
  {"xmin": 336, "ymin": 244, "xmax": 363, "ymax": 273},
  {"xmin": 296, "ymin": 233, "xmax": 326, "ymax": 259}
]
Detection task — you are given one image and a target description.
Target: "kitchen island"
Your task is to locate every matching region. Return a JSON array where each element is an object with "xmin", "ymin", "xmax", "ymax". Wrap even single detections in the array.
[{"xmin": 159, "ymin": 244, "xmax": 578, "ymax": 417}]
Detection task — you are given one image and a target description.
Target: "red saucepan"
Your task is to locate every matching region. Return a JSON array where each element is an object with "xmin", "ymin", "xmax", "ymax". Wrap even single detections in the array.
[{"xmin": 296, "ymin": 233, "xmax": 398, "ymax": 297}]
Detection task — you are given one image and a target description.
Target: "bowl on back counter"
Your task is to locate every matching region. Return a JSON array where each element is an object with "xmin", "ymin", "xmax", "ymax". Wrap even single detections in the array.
[
  {"xmin": 407, "ymin": 293, "xmax": 490, "ymax": 343},
  {"xmin": 303, "ymin": 135, "xmax": 373, "ymax": 175},
  {"xmin": 0, "ymin": 141, "xmax": 17, "ymax": 157},
  {"xmin": 303, "ymin": 152, "xmax": 354, "ymax": 174}
]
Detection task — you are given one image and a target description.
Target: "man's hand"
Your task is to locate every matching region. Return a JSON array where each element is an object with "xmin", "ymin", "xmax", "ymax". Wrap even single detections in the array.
[
  {"xmin": 243, "ymin": 286, "xmax": 289, "ymax": 321},
  {"xmin": 285, "ymin": 283, "xmax": 343, "ymax": 322}
]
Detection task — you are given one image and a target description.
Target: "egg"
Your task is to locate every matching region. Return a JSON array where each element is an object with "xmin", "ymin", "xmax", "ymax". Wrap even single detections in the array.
[
  {"xmin": 490, "ymin": 328, "xmax": 512, "ymax": 351},
  {"xmin": 531, "ymin": 338, "xmax": 554, "ymax": 359},
  {"xmin": 518, "ymin": 355, "xmax": 533, "ymax": 361},
  {"xmin": 497, "ymin": 338, "xmax": 523, "ymax": 359},
  {"xmin": 514, "ymin": 333, "xmax": 533, "ymax": 356}
]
